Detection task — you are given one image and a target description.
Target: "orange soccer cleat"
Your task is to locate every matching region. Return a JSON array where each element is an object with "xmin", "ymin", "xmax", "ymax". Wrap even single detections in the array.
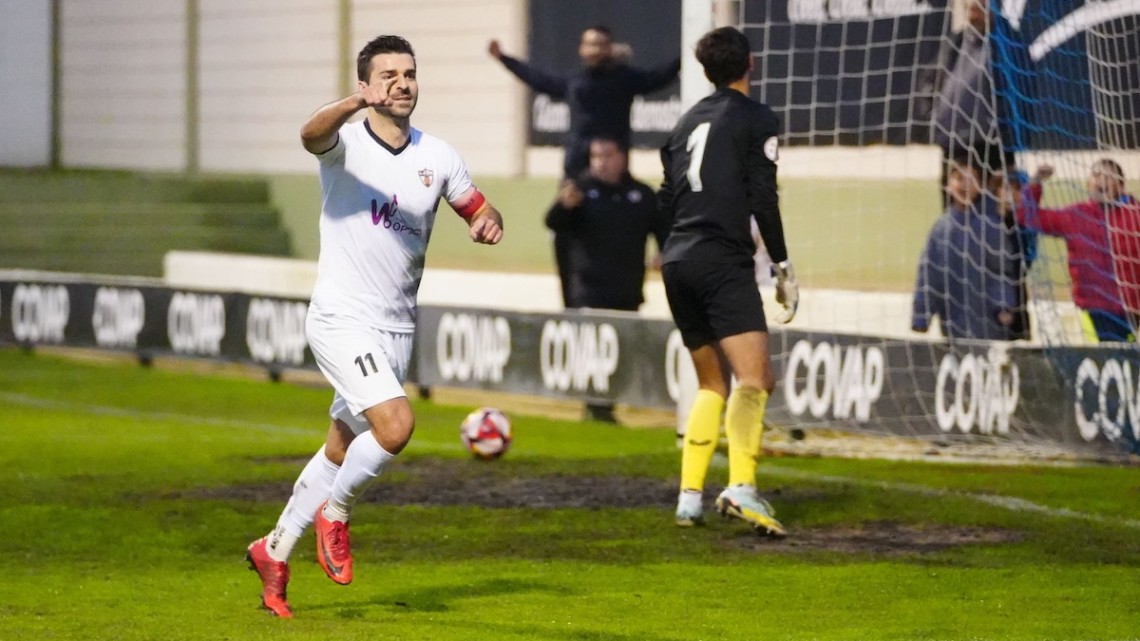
[
  {"xmin": 245, "ymin": 537, "xmax": 293, "ymax": 618},
  {"xmin": 314, "ymin": 501, "xmax": 353, "ymax": 585}
]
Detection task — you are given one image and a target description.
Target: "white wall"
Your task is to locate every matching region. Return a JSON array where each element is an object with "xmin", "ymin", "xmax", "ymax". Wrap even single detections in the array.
[
  {"xmin": 59, "ymin": 0, "xmax": 187, "ymax": 171},
  {"xmin": 164, "ymin": 250, "xmax": 1091, "ymax": 345},
  {"xmin": 198, "ymin": 0, "xmax": 340, "ymax": 173},
  {"xmin": 352, "ymin": 0, "xmax": 528, "ymax": 175},
  {"xmin": 0, "ymin": 0, "xmax": 52, "ymax": 167},
  {"xmin": 46, "ymin": 0, "xmax": 527, "ymax": 175}
]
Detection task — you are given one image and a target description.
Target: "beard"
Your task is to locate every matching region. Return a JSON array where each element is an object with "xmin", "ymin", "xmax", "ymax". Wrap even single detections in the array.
[{"xmin": 378, "ymin": 95, "xmax": 416, "ymax": 119}]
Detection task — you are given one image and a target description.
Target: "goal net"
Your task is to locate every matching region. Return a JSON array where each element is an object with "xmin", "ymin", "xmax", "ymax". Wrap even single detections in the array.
[{"xmin": 720, "ymin": 0, "xmax": 1140, "ymax": 456}]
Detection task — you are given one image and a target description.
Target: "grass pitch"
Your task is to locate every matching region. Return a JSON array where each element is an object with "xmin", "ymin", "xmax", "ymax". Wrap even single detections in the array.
[{"xmin": 1, "ymin": 347, "xmax": 1138, "ymax": 641}]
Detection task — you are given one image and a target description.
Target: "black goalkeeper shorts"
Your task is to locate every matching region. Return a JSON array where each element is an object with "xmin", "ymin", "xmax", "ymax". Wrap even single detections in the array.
[{"xmin": 662, "ymin": 260, "xmax": 767, "ymax": 349}]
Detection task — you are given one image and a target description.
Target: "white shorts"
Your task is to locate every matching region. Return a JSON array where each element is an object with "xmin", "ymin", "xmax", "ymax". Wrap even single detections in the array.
[{"xmin": 306, "ymin": 310, "xmax": 414, "ymax": 435}]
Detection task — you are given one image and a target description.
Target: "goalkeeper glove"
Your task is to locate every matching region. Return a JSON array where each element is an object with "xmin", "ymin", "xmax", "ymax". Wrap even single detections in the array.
[{"xmin": 772, "ymin": 259, "xmax": 798, "ymax": 324}]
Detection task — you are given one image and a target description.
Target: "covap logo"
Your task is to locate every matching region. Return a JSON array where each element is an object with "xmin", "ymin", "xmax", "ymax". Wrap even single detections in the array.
[
  {"xmin": 168, "ymin": 292, "xmax": 225, "ymax": 356},
  {"xmin": 782, "ymin": 339, "xmax": 885, "ymax": 422},
  {"xmin": 934, "ymin": 347, "xmax": 1019, "ymax": 435},
  {"xmin": 93, "ymin": 287, "xmax": 145, "ymax": 349},
  {"xmin": 540, "ymin": 319, "xmax": 619, "ymax": 394},
  {"xmin": 435, "ymin": 312, "xmax": 511, "ymax": 383},
  {"xmin": 1073, "ymin": 357, "xmax": 1140, "ymax": 446},
  {"xmin": 246, "ymin": 298, "xmax": 308, "ymax": 366},
  {"xmin": 11, "ymin": 283, "xmax": 69, "ymax": 344}
]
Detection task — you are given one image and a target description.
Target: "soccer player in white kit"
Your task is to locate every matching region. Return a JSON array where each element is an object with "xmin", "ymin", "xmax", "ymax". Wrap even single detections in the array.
[{"xmin": 245, "ymin": 35, "xmax": 504, "ymax": 618}]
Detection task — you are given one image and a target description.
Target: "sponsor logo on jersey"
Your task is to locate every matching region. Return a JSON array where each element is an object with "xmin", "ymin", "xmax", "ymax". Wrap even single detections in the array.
[
  {"xmin": 418, "ymin": 168, "xmax": 433, "ymax": 187},
  {"xmin": 372, "ymin": 195, "xmax": 399, "ymax": 225},
  {"xmin": 371, "ymin": 196, "xmax": 423, "ymax": 236}
]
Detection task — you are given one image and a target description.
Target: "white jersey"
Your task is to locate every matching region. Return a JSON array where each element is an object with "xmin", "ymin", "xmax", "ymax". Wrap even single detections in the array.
[{"xmin": 309, "ymin": 120, "xmax": 473, "ymax": 331}]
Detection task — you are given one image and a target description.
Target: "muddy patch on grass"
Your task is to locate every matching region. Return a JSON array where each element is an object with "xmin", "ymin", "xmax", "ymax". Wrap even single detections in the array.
[
  {"xmin": 731, "ymin": 522, "xmax": 1023, "ymax": 555},
  {"xmin": 197, "ymin": 456, "xmax": 1020, "ymax": 555},
  {"xmin": 199, "ymin": 455, "xmax": 680, "ymax": 509}
]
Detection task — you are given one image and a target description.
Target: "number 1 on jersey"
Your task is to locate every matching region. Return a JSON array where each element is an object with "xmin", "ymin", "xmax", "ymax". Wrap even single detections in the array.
[{"xmin": 686, "ymin": 122, "xmax": 711, "ymax": 192}]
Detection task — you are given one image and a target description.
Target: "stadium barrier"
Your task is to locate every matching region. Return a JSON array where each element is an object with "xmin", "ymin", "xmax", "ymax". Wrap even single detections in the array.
[{"xmin": 1, "ymin": 268, "xmax": 1136, "ymax": 456}]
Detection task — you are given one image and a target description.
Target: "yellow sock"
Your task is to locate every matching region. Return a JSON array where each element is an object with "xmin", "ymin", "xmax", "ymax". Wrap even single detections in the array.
[
  {"xmin": 726, "ymin": 386, "xmax": 768, "ymax": 487},
  {"xmin": 679, "ymin": 389, "xmax": 725, "ymax": 492}
]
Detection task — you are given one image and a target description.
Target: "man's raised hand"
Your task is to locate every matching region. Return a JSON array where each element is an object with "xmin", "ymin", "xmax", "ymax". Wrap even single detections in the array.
[{"xmin": 359, "ymin": 76, "xmax": 400, "ymax": 109}]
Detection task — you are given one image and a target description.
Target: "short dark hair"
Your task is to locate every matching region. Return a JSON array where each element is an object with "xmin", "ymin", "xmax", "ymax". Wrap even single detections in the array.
[
  {"xmin": 695, "ymin": 27, "xmax": 751, "ymax": 88},
  {"xmin": 589, "ymin": 136, "xmax": 626, "ymax": 153},
  {"xmin": 357, "ymin": 35, "xmax": 415, "ymax": 82},
  {"xmin": 948, "ymin": 151, "xmax": 984, "ymax": 177}
]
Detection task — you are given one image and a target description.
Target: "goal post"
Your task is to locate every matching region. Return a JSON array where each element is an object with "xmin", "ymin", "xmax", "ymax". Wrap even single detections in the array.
[{"xmin": 673, "ymin": 0, "xmax": 1140, "ymax": 456}]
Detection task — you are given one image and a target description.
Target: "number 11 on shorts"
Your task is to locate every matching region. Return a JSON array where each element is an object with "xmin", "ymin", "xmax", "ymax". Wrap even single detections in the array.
[{"xmin": 354, "ymin": 353, "xmax": 378, "ymax": 376}]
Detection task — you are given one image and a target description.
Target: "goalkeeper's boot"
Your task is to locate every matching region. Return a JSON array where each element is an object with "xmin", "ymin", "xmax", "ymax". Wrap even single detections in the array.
[
  {"xmin": 246, "ymin": 537, "xmax": 293, "ymax": 618},
  {"xmin": 715, "ymin": 484, "xmax": 787, "ymax": 538},
  {"xmin": 674, "ymin": 489, "xmax": 705, "ymax": 527},
  {"xmin": 314, "ymin": 500, "xmax": 353, "ymax": 585}
]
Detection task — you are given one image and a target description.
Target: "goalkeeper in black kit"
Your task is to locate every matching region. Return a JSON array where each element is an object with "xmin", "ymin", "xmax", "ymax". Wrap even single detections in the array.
[{"xmin": 658, "ymin": 26, "xmax": 797, "ymax": 538}]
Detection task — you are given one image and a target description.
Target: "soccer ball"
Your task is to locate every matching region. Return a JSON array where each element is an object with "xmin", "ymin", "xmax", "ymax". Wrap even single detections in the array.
[{"xmin": 460, "ymin": 407, "xmax": 512, "ymax": 460}]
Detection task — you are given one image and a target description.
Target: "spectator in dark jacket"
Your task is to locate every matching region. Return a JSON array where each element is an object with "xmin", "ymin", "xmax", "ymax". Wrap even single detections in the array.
[
  {"xmin": 930, "ymin": 0, "xmax": 1033, "ymax": 204},
  {"xmin": 488, "ymin": 25, "xmax": 680, "ymax": 177},
  {"xmin": 1018, "ymin": 159, "xmax": 1140, "ymax": 342},
  {"xmin": 913, "ymin": 157, "xmax": 1028, "ymax": 340},
  {"xmin": 545, "ymin": 137, "xmax": 670, "ymax": 311}
]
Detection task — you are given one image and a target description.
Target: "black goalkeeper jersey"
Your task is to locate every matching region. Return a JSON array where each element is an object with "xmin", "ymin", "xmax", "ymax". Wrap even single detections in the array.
[{"xmin": 658, "ymin": 88, "xmax": 788, "ymax": 266}]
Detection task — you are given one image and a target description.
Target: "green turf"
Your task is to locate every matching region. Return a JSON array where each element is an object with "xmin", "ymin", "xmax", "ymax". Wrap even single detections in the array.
[{"xmin": 1, "ymin": 347, "xmax": 1137, "ymax": 640}]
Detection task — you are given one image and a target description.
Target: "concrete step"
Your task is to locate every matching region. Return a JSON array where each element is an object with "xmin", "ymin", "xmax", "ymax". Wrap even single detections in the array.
[{"xmin": 0, "ymin": 170, "xmax": 271, "ymax": 204}]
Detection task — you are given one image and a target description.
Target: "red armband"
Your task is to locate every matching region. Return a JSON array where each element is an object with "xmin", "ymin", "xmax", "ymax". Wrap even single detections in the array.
[{"xmin": 452, "ymin": 188, "xmax": 487, "ymax": 220}]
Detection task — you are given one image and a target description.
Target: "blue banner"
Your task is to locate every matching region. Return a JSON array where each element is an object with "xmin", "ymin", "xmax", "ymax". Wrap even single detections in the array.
[{"xmin": 995, "ymin": 0, "xmax": 1140, "ymax": 150}]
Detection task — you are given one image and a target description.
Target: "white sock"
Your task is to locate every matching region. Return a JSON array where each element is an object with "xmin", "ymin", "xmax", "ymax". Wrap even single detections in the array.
[
  {"xmin": 677, "ymin": 488, "xmax": 702, "ymax": 511},
  {"xmin": 325, "ymin": 430, "xmax": 395, "ymax": 522},
  {"xmin": 266, "ymin": 524, "xmax": 298, "ymax": 563},
  {"xmin": 267, "ymin": 445, "xmax": 340, "ymax": 562}
]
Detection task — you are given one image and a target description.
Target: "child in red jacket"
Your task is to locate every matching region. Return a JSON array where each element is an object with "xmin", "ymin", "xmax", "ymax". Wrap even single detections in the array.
[{"xmin": 1018, "ymin": 158, "xmax": 1139, "ymax": 342}]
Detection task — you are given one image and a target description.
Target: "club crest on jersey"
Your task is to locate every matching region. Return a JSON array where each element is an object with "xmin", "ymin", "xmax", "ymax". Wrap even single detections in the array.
[{"xmin": 418, "ymin": 168, "xmax": 434, "ymax": 187}]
